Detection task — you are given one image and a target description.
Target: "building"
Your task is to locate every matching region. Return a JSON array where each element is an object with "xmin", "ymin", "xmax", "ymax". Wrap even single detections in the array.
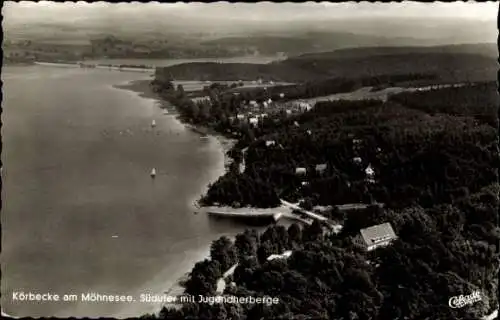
[
  {"xmin": 267, "ymin": 250, "xmax": 293, "ymax": 261},
  {"xmin": 353, "ymin": 157, "xmax": 362, "ymax": 164},
  {"xmin": 356, "ymin": 222, "xmax": 397, "ymax": 251},
  {"xmin": 365, "ymin": 164, "xmax": 375, "ymax": 177},
  {"xmin": 365, "ymin": 164, "xmax": 375, "ymax": 183},
  {"xmin": 295, "ymin": 167, "xmax": 306, "ymax": 175},
  {"xmin": 236, "ymin": 114, "xmax": 245, "ymax": 120},
  {"xmin": 265, "ymin": 140, "xmax": 276, "ymax": 147},
  {"xmin": 315, "ymin": 163, "xmax": 327, "ymax": 174},
  {"xmin": 249, "ymin": 117, "xmax": 259, "ymax": 127},
  {"xmin": 298, "ymin": 102, "xmax": 312, "ymax": 112}
]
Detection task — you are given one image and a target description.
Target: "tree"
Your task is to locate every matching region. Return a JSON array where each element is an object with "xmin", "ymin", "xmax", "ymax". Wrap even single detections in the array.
[
  {"xmin": 257, "ymin": 241, "xmax": 274, "ymax": 264},
  {"xmin": 210, "ymin": 236, "xmax": 238, "ymax": 271},
  {"xmin": 288, "ymin": 223, "xmax": 303, "ymax": 248},
  {"xmin": 176, "ymin": 84, "xmax": 185, "ymax": 98},
  {"xmin": 235, "ymin": 229, "xmax": 259, "ymax": 260}
]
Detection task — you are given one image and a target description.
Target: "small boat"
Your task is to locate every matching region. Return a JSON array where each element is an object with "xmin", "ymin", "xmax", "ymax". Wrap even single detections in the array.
[
  {"xmin": 150, "ymin": 168, "xmax": 157, "ymax": 178},
  {"xmin": 111, "ymin": 235, "xmax": 119, "ymax": 238},
  {"xmin": 163, "ymin": 110, "xmax": 169, "ymax": 115},
  {"xmin": 151, "ymin": 120, "xmax": 156, "ymax": 127}
]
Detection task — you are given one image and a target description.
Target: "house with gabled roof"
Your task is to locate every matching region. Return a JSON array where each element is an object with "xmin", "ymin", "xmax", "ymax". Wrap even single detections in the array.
[{"xmin": 355, "ymin": 222, "xmax": 397, "ymax": 251}]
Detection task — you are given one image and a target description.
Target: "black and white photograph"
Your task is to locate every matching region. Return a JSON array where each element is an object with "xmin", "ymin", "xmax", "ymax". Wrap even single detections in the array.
[{"xmin": 1, "ymin": 1, "xmax": 499, "ymax": 319}]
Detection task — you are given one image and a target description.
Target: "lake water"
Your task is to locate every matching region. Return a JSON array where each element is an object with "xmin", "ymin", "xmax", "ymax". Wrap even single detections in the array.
[
  {"xmin": 81, "ymin": 55, "xmax": 285, "ymax": 68},
  {"xmin": 0, "ymin": 65, "xmax": 257, "ymax": 318}
]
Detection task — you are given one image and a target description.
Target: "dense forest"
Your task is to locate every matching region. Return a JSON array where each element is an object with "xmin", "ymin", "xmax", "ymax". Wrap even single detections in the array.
[
  {"xmin": 198, "ymin": 84, "xmax": 498, "ymax": 210},
  {"xmin": 389, "ymin": 81, "xmax": 499, "ymax": 127},
  {"xmin": 148, "ymin": 72, "xmax": 499, "ymax": 319},
  {"xmin": 143, "ymin": 184, "xmax": 499, "ymax": 320}
]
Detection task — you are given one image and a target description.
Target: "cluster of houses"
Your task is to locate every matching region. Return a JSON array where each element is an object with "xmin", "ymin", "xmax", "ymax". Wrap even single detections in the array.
[{"xmin": 350, "ymin": 137, "xmax": 377, "ymax": 184}]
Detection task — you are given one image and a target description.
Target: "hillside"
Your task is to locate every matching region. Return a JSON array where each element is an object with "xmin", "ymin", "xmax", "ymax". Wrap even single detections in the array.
[
  {"xmin": 281, "ymin": 52, "xmax": 496, "ymax": 83},
  {"xmin": 155, "ymin": 62, "xmax": 320, "ymax": 82},
  {"xmin": 290, "ymin": 43, "xmax": 497, "ymax": 60},
  {"xmin": 155, "ymin": 46, "xmax": 497, "ymax": 83}
]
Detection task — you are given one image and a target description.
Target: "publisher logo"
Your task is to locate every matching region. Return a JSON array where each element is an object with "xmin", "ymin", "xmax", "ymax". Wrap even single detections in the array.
[{"xmin": 448, "ymin": 291, "xmax": 482, "ymax": 309}]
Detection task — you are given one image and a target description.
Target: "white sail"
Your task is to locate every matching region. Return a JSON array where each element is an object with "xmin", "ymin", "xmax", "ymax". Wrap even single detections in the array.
[
  {"xmin": 151, "ymin": 120, "xmax": 156, "ymax": 127},
  {"xmin": 151, "ymin": 168, "xmax": 157, "ymax": 177}
]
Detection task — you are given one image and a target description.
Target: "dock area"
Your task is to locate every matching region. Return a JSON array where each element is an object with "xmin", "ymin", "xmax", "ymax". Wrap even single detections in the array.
[{"xmin": 200, "ymin": 205, "xmax": 310, "ymax": 224}]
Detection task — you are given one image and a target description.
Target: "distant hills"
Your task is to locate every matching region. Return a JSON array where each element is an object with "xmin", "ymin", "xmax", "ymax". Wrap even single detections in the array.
[{"xmin": 199, "ymin": 32, "xmax": 459, "ymax": 57}]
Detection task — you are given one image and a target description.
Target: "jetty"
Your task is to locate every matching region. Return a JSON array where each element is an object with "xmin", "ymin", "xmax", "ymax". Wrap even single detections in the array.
[{"xmin": 200, "ymin": 206, "xmax": 310, "ymax": 224}]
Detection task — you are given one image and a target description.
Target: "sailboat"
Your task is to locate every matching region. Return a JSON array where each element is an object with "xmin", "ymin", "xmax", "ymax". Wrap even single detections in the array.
[
  {"xmin": 150, "ymin": 168, "xmax": 157, "ymax": 178},
  {"xmin": 151, "ymin": 120, "xmax": 156, "ymax": 127}
]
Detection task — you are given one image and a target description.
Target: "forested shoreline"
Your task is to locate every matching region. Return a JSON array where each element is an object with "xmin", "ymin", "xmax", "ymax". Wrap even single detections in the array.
[{"xmin": 145, "ymin": 68, "xmax": 499, "ymax": 319}]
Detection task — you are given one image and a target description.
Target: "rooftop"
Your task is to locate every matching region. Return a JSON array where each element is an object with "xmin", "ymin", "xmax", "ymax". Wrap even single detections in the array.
[{"xmin": 360, "ymin": 222, "xmax": 397, "ymax": 247}]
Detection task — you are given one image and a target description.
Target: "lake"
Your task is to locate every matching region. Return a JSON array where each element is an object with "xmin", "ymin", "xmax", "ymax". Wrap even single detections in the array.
[
  {"xmin": 0, "ymin": 65, "xmax": 260, "ymax": 318},
  {"xmin": 81, "ymin": 55, "xmax": 286, "ymax": 68}
]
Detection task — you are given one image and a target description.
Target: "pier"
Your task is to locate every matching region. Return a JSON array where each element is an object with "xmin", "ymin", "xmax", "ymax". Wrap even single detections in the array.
[{"xmin": 200, "ymin": 206, "xmax": 311, "ymax": 224}]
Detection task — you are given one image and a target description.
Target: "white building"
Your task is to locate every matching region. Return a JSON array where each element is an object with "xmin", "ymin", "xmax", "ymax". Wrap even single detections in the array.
[
  {"xmin": 365, "ymin": 164, "xmax": 375, "ymax": 177},
  {"xmin": 299, "ymin": 102, "xmax": 312, "ymax": 112},
  {"xmin": 249, "ymin": 117, "xmax": 259, "ymax": 127},
  {"xmin": 356, "ymin": 222, "xmax": 398, "ymax": 251},
  {"xmin": 267, "ymin": 250, "xmax": 293, "ymax": 261},
  {"xmin": 265, "ymin": 140, "xmax": 276, "ymax": 147},
  {"xmin": 353, "ymin": 157, "xmax": 362, "ymax": 164},
  {"xmin": 236, "ymin": 114, "xmax": 245, "ymax": 120},
  {"xmin": 295, "ymin": 167, "xmax": 306, "ymax": 175},
  {"xmin": 315, "ymin": 163, "xmax": 327, "ymax": 174}
]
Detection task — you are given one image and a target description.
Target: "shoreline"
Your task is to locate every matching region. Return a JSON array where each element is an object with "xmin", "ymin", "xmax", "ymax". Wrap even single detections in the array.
[{"xmin": 113, "ymin": 78, "xmax": 236, "ymax": 317}]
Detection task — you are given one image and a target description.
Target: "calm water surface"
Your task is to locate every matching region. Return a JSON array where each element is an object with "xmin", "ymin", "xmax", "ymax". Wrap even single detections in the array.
[{"xmin": 1, "ymin": 65, "xmax": 253, "ymax": 318}]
